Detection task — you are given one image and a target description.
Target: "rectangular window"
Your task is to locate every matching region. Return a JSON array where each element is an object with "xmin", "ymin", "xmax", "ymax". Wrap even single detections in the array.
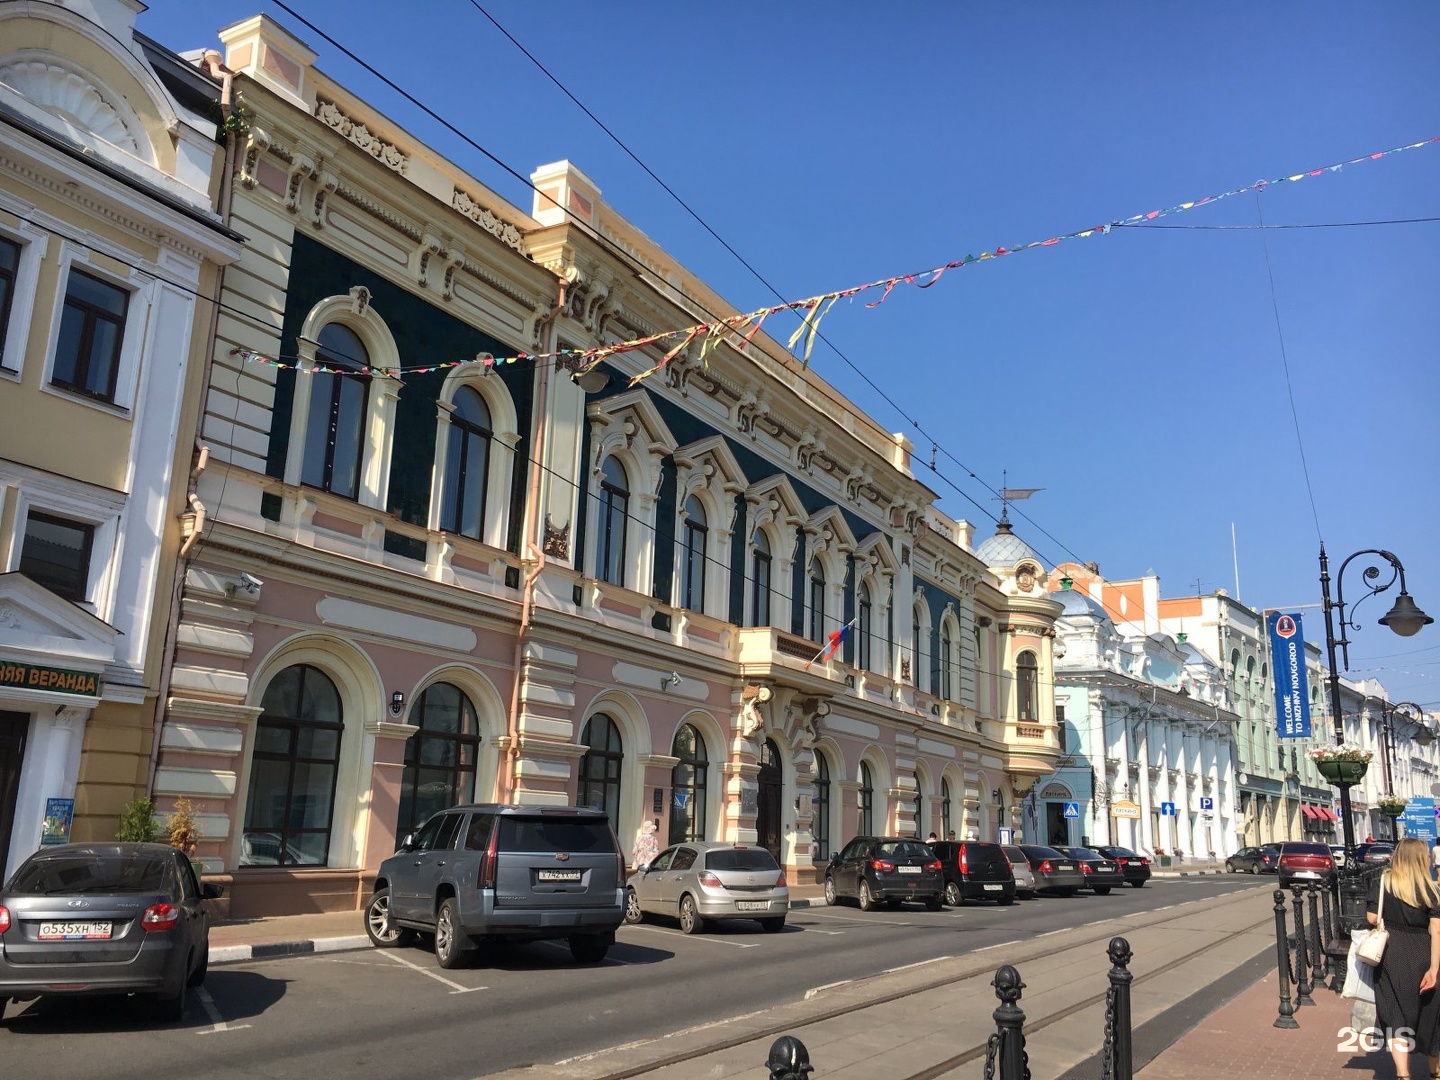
[
  {"xmin": 52, "ymin": 269, "xmax": 128, "ymax": 402},
  {"xmin": 752, "ymin": 552, "xmax": 771, "ymax": 627},
  {"xmin": 0, "ymin": 237, "xmax": 18, "ymax": 368},
  {"xmin": 19, "ymin": 512, "xmax": 94, "ymax": 602}
]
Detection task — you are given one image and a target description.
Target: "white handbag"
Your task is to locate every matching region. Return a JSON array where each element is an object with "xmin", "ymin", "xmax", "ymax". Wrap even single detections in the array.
[{"xmin": 1356, "ymin": 872, "xmax": 1389, "ymax": 966}]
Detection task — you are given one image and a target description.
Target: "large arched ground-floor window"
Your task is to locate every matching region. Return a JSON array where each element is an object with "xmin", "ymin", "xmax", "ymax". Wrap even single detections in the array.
[
  {"xmin": 242, "ymin": 664, "xmax": 342, "ymax": 867},
  {"xmin": 578, "ymin": 714, "xmax": 624, "ymax": 834},
  {"xmin": 669, "ymin": 723, "xmax": 708, "ymax": 844},
  {"xmin": 398, "ymin": 682, "xmax": 481, "ymax": 837}
]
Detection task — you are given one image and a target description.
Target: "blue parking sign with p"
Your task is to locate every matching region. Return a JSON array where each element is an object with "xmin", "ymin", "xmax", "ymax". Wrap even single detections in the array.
[{"xmin": 1063, "ymin": 802, "xmax": 1080, "ymax": 819}]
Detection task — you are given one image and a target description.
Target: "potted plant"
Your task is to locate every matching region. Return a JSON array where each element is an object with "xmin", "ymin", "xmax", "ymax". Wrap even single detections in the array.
[
  {"xmin": 1377, "ymin": 794, "xmax": 1410, "ymax": 819},
  {"xmin": 1307, "ymin": 745, "xmax": 1373, "ymax": 786}
]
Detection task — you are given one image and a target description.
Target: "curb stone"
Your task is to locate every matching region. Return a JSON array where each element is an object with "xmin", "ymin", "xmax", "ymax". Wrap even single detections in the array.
[{"xmin": 211, "ymin": 897, "xmax": 832, "ymax": 965}]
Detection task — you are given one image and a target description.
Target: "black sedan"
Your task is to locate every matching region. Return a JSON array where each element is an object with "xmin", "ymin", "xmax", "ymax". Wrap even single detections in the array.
[
  {"xmin": 824, "ymin": 837, "xmax": 943, "ymax": 911},
  {"xmin": 1060, "ymin": 847, "xmax": 1124, "ymax": 895},
  {"xmin": 0, "ymin": 843, "xmax": 219, "ymax": 1020},
  {"xmin": 1226, "ymin": 845, "xmax": 1281, "ymax": 874},
  {"xmin": 1089, "ymin": 845, "xmax": 1151, "ymax": 888},
  {"xmin": 1016, "ymin": 845, "xmax": 1085, "ymax": 896}
]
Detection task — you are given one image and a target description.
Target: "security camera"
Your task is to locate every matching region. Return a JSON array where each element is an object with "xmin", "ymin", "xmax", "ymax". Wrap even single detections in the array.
[
  {"xmin": 239, "ymin": 572, "xmax": 263, "ymax": 593},
  {"xmin": 661, "ymin": 671, "xmax": 683, "ymax": 691}
]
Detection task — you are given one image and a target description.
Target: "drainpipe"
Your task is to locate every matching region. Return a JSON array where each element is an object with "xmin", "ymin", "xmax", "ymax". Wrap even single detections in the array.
[
  {"xmin": 496, "ymin": 274, "xmax": 568, "ymax": 802},
  {"xmin": 145, "ymin": 54, "xmax": 238, "ymax": 797}
]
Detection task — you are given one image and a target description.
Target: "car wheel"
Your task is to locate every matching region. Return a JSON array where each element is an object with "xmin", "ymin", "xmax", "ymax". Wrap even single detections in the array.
[
  {"xmin": 1129, "ymin": 881, "xmax": 1144, "ymax": 889},
  {"xmin": 365, "ymin": 887, "xmax": 417, "ymax": 948},
  {"xmin": 569, "ymin": 933, "xmax": 611, "ymax": 963},
  {"xmin": 823, "ymin": 875, "xmax": 838, "ymax": 906},
  {"xmin": 858, "ymin": 879, "xmax": 875, "ymax": 912},
  {"xmin": 154, "ymin": 986, "xmax": 185, "ymax": 1022},
  {"xmin": 760, "ymin": 917, "xmax": 786, "ymax": 934},
  {"xmin": 679, "ymin": 894, "xmax": 706, "ymax": 935},
  {"xmin": 925, "ymin": 896, "xmax": 943, "ymax": 912},
  {"xmin": 1093, "ymin": 886, "xmax": 1112, "ymax": 896},
  {"xmin": 434, "ymin": 898, "xmax": 472, "ymax": 969},
  {"xmin": 944, "ymin": 881, "xmax": 963, "ymax": 907},
  {"xmin": 1226, "ymin": 862, "xmax": 1236, "ymax": 873},
  {"xmin": 187, "ymin": 944, "xmax": 209, "ymax": 988},
  {"xmin": 624, "ymin": 887, "xmax": 644, "ymax": 925}
]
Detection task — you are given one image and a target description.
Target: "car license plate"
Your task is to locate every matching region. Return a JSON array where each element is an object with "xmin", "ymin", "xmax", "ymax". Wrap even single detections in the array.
[
  {"xmin": 1295, "ymin": 871, "xmax": 1319, "ymax": 879},
  {"xmin": 536, "ymin": 869, "xmax": 582, "ymax": 882},
  {"xmin": 1056, "ymin": 864, "xmax": 1073, "ymax": 871},
  {"xmin": 983, "ymin": 884, "xmax": 1003, "ymax": 891},
  {"xmin": 736, "ymin": 901, "xmax": 769, "ymax": 911},
  {"xmin": 898, "ymin": 866, "xmax": 921, "ymax": 875},
  {"xmin": 39, "ymin": 921, "xmax": 111, "ymax": 941}
]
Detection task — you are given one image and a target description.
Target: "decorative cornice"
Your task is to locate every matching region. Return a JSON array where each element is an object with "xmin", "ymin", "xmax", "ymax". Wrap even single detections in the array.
[
  {"xmin": 452, "ymin": 189, "xmax": 525, "ymax": 252},
  {"xmin": 314, "ymin": 98, "xmax": 408, "ymax": 175},
  {"xmin": 332, "ymin": 182, "xmax": 422, "ymax": 242}
]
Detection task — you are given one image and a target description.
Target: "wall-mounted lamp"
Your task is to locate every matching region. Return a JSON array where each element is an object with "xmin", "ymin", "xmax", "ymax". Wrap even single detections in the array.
[
  {"xmin": 390, "ymin": 690, "xmax": 406, "ymax": 717},
  {"xmin": 991, "ymin": 789, "xmax": 1001, "ymax": 801},
  {"xmin": 660, "ymin": 671, "xmax": 682, "ymax": 692},
  {"xmin": 573, "ymin": 368, "xmax": 612, "ymax": 394}
]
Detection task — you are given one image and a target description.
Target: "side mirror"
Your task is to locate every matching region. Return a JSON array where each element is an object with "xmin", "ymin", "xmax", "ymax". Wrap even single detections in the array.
[
  {"xmin": 202, "ymin": 882, "xmax": 226, "ymax": 900},
  {"xmin": 398, "ymin": 832, "xmax": 415, "ymax": 853},
  {"xmin": 828, "ymin": 851, "xmax": 841, "ymax": 865}
]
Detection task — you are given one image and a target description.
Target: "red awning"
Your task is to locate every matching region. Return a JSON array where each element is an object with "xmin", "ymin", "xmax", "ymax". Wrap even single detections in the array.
[
  {"xmin": 1301, "ymin": 805, "xmax": 1320, "ymax": 819},
  {"xmin": 1322, "ymin": 808, "xmax": 1340, "ymax": 822}
]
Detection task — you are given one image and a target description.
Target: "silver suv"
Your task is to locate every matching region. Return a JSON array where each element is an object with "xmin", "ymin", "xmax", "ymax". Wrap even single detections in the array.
[{"xmin": 364, "ymin": 804, "xmax": 626, "ymax": 968}]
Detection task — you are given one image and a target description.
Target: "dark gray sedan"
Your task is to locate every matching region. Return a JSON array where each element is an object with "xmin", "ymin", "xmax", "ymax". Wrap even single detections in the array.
[
  {"xmin": 0, "ymin": 843, "xmax": 219, "ymax": 1020},
  {"xmin": 1017, "ymin": 844, "xmax": 1086, "ymax": 896}
]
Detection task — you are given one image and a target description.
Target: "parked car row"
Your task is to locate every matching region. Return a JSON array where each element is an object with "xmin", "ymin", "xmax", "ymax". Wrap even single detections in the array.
[{"xmin": 1226, "ymin": 841, "xmax": 1345, "ymax": 886}]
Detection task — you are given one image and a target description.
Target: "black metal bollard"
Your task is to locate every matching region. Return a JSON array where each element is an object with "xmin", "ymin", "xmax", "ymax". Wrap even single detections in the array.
[
  {"xmin": 1274, "ymin": 888, "xmax": 1299, "ymax": 1028},
  {"xmin": 1321, "ymin": 878, "xmax": 1337, "ymax": 948},
  {"xmin": 765, "ymin": 1035, "xmax": 814, "ymax": 1080},
  {"xmin": 989, "ymin": 964, "xmax": 1028, "ymax": 1080},
  {"xmin": 1100, "ymin": 937, "xmax": 1134, "ymax": 1080},
  {"xmin": 1307, "ymin": 884, "xmax": 1326, "ymax": 985},
  {"xmin": 1291, "ymin": 885, "xmax": 1315, "ymax": 1006}
]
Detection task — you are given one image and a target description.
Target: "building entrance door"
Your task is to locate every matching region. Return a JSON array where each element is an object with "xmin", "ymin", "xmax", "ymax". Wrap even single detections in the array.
[
  {"xmin": 1046, "ymin": 802, "xmax": 1070, "ymax": 847},
  {"xmin": 0, "ymin": 711, "xmax": 29, "ymax": 876},
  {"xmin": 756, "ymin": 739, "xmax": 782, "ymax": 862}
]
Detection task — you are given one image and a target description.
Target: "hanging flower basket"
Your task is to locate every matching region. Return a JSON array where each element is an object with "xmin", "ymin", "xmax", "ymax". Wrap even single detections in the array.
[
  {"xmin": 1315, "ymin": 758, "xmax": 1369, "ymax": 787},
  {"xmin": 1377, "ymin": 795, "xmax": 1410, "ymax": 818},
  {"xmin": 1307, "ymin": 745, "xmax": 1374, "ymax": 765}
]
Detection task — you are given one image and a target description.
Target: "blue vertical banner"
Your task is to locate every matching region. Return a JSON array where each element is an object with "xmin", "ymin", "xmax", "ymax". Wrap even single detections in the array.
[{"xmin": 1267, "ymin": 612, "xmax": 1312, "ymax": 739}]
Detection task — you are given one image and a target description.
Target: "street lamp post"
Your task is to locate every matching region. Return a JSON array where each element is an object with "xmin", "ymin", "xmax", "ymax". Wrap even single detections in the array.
[
  {"xmin": 1319, "ymin": 544, "xmax": 1432, "ymax": 929},
  {"xmin": 1378, "ymin": 701, "xmax": 1432, "ymax": 838}
]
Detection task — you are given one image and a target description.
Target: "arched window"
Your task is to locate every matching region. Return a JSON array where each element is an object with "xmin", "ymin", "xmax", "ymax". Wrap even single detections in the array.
[
  {"xmin": 440, "ymin": 386, "xmax": 491, "ymax": 540},
  {"xmin": 398, "ymin": 682, "xmax": 480, "ymax": 838},
  {"xmin": 301, "ymin": 323, "xmax": 370, "ymax": 499},
  {"xmin": 858, "ymin": 761, "xmax": 874, "ymax": 836},
  {"xmin": 940, "ymin": 622, "xmax": 954, "ymax": 700},
  {"xmin": 597, "ymin": 457, "xmax": 629, "ymax": 587},
  {"xmin": 669, "ymin": 723, "xmax": 708, "ymax": 844},
  {"xmin": 242, "ymin": 664, "xmax": 342, "ymax": 867},
  {"xmin": 578, "ymin": 714, "xmax": 624, "ymax": 833},
  {"xmin": 681, "ymin": 495, "xmax": 707, "ymax": 613},
  {"xmin": 941, "ymin": 778, "xmax": 952, "ymax": 839},
  {"xmin": 1017, "ymin": 650, "xmax": 1038, "ymax": 721},
  {"xmin": 809, "ymin": 558, "xmax": 826, "ymax": 642},
  {"xmin": 857, "ymin": 582, "xmax": 872, "ymax": 670},
  {"xmin": 750, "ymin": 529, "xmax": 772, "ymax": 627},
  {"xmin": 813, "ymin": 752, "xmax": 831, "ymax": 859}
]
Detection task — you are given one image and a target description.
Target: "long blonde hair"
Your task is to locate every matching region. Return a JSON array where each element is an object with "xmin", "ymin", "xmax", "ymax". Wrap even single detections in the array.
[{"xmin": 1386, "ymin": 837, "xmax": 1439, "ymax": 910}]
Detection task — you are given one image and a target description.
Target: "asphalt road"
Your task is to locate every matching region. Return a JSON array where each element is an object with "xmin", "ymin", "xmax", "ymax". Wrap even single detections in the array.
[{"xmin": 0, "ymin": 876, "xmax": 1272, "ymax": 1080}]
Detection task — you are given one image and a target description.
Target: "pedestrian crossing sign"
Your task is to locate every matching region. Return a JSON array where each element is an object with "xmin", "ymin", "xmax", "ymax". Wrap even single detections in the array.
[{"xmin": 1063, "ymin": 802, "xmax": 1080, "ymax": 819}]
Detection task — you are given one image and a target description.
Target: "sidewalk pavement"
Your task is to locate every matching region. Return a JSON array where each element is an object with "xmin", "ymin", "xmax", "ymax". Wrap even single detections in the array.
[
  {"xmin": 1150, "ymin": 858, "xmax": 1228, "ymax": 878},
  {"xmin": 1138, "ymin": 969, "xmax": 1392, "ymax": 1079}
]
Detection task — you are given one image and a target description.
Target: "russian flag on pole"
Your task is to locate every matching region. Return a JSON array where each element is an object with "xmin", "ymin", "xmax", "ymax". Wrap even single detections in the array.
[{"xmin": 821, "ymin": 623, "xmax": 850, "ymax": 663}]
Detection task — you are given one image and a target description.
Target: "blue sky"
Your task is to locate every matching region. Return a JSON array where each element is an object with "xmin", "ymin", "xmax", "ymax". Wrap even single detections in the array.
[{"xmin": 138, "ymin": 2, "xmax": 1439, "ymax": 709}]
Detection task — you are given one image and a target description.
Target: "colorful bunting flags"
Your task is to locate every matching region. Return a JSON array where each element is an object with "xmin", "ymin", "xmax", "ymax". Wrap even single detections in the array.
[{"xmin": 230, "ymin": 136, "xmax": 1437, "ymax": 385}]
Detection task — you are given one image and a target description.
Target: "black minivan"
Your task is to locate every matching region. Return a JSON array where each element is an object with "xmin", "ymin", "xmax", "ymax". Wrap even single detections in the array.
[{"xmin": 929, "ymin": 841, "xmax": 1016, "ymax": 906}]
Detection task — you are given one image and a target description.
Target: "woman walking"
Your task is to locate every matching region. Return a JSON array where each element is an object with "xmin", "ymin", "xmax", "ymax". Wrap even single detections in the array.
[{"xmin": 1367, "ymin": 836, "xmax": 1440, "ymax": 1079}]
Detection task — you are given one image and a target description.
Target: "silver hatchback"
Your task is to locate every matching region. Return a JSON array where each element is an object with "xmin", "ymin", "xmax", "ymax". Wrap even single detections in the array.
[
  {"xmin": 625, "ymin": 842, "xmax": 788, "ymax": 934},
  {"xmin": 1002, "ymin": 844, "xmax": 1038, "ymax": 897}
]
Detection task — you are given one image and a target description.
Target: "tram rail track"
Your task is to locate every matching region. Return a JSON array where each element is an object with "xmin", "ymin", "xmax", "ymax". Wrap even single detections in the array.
[{"xmin": 563, "ymin": 884, "xmax": 1273, "ymax": 1080}]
